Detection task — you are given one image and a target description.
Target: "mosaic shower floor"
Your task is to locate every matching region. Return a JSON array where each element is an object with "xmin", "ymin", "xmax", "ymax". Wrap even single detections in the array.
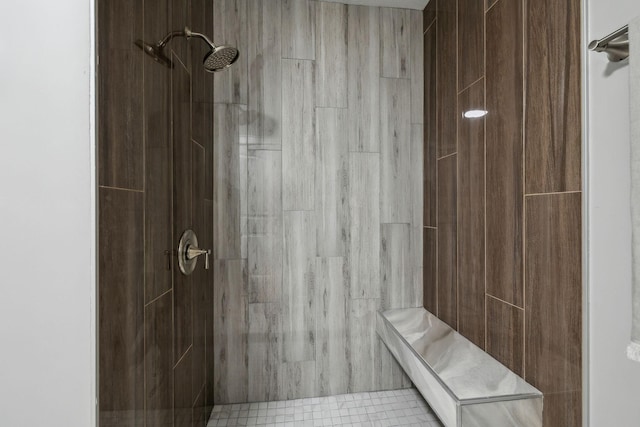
[{"xmin": 207, "ymin": 388, "xmax": 444, "ymax": 427}]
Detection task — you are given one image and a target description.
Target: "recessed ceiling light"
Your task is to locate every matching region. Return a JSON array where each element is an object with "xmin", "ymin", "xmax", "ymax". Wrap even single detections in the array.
[{"xmin": 463, "ymin": 110, "xmax": 488, "ymax": 119}]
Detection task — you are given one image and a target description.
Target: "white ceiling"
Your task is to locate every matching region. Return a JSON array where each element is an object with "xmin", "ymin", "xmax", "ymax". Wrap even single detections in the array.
[{"xmin": 320, "ymin": 0, "xmax": 429, "ymax": 11}]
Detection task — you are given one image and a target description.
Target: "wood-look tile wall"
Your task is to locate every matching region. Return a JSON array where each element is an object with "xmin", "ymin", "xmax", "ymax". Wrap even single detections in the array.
[
  {"xmin": 98, "ymin": 0, "xmax": 215, "ymax": 425},
  {"xmin": 422, "ymin": 0, "xmax": 582, "ymax": 425},
  {"xmin": 213, "ymin": 0, "xmax": 424, "ymax": 403}
]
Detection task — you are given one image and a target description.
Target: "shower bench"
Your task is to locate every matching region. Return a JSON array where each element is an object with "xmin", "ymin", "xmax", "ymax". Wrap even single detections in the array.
[{"xmin": 377, "ymin": 308, "xmax": 543, "ymax": 427}]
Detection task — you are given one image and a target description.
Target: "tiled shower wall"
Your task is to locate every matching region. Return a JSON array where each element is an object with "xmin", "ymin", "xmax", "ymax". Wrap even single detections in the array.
[
  {"xmin": 422, "ymin": 0, "xmax": 582, "ymax": 426},
  {"xmin": 213, "ymin": 0, "xmax": 424, "ymax": 403},
  {"xmin": 98, "ymin": 0, "xmax": 215, "ymax": 425}
]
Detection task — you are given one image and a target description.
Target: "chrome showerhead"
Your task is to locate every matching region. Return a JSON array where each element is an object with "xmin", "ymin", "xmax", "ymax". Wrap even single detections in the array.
[
  {"xmin": 134, "ymin": 39, "xmax": 173, "ymax": 69},
  {"xmin": 203, "ymin": 45, "xmax": 239, "ymax": 72}
]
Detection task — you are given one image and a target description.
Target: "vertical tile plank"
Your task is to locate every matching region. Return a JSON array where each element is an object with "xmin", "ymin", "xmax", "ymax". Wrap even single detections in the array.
[
  {"xmin": 437, "ymin": 154, "xmax": 457, "ymax": 329},
  {"xmin": 98, "ymin": 188, "xmax": 144, "ymax": 419},
  {"xmin": 282, "ymin": 59, "xmax": 315, "ymax": 211},
  {"xmin": 457, "ymin": 0, "xmax": 484, "ymax": 90},
  {"xmin": 213, "ymin": 0, "xmax": 248, "ymax": 104},
  {"xmin": 174, "ymin": 349, "xmax": 193, "ymax": 427},
  {"xmin": 281, "ymin": 361, "xmax": 317, "ymax": 399},
  {"xmin": 315, "ymin": 2, "xmax": 348, "ymax": 108},
  {"xmin": 247, "ymin": 0, "xmax": 282, "ymax": 150},
  {"xmin": 145, "ymin": 292, "xmax": 173, "ymax": 426},
  {"xmin": 411, "ymin": 124, "xmax": 425, "ymax": 307},
  {"xmin": 525, "ymin": 0, "xmax": 581, "ymax": 193},
  {"xmin": 248, "ymin": 303, "xmax": 282, "ymax": 402},
  {"xmin": 376, "ymin": 339, "xmax": 411, "ymax": 390},
  {"xmin": 282, "ymin": 0, "xmax": 316, "ymax": 60},
  {"xmin": 485, "ymin": 0, "xmax": 524, "ymax": 307},
  {"xmin": 98, "ymin": 49, "xmax": 143, "ymax": 190},
  {"xmin": 525, "ymin": 193, "xmax": 581, "ymax": 395},
  {"xmin": 248, "ymin": 150, "xmax": 283, "ymax": 303},
  {"xmin": 173, "ymin": 59, "xmax": 193, "ymax": 362},
  {"xmin": 283, "ymin": 211, "xmax": 317, "ymax": 362},
  {"xmin": 213, "ymin": 104, "xmax": 242, "ymax": 259},
  {"xmin": 380, "ymin": 8, "xmax": 411, "ymax": 79},
  {"xmin": 457, "ymin": 79, "xmax": 485, "ymax": 349},
  {"xmin": 381, "ymin": 224, "xmax": 412, "ymax": 310},
  {"xmin": 542, "ymin": 392, "xmax": 582, "ymax": 427},
  {"xmin": 348, "ymin": 298, "xmax": 378, "ymax": 392},
  {"xmin": 437, "ymin": 0, "xmax": 457, "ymax": 157},
  {"xmin": 144, "ymin": 47, "xmax": 172, "ymax": 303},
  {"xmin": 204, "ymin": 200, "xmax": 215, "ymax": 409},
  {"xmin": 190, "ymin": 0, "xmax": 214, "ymax": 105},
  {"xmin": 423, "ymin": 228, "xmax": 437, "ymax": 313},
  {"xmin": 380, "ymin": 78, "xmax": 412, "ymax": 223},
  {"xmin": 98, "ymin": 0, "xmax": 141, "ymax": 51},
  {"xmin": 315, "ymin": 257, "xmax": 349, "ymax": 396},
  {"xmin": 348, "ymin": 153, "xmax": 380, "ymax": 299},
  {"xmin": 423, "ymin": 0, "xmax": 437, "ymax": 28},
  {"xmin": 486, "ymin": 296, "xmax": 524, "ymax": 376},
  {"xmin": 315, "ymin": 108, "xmax": 349, "ymax": 257},
  {"xmin": 348, "ymin": 5, "xmax": 380, "ymax": 153},
  {"xmin": 213, "ymin": 259, "xmax": 249, "ymax": 403},
  {"xmin": 424, "ymin": 23, "xmax": 437, "ymax": 227},
  {"xmin": 410, "ymin": 10, "xmax": 424, "ymax": 124}
]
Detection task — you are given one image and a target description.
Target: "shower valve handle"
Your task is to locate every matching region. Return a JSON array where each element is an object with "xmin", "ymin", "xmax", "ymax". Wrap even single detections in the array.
[{"xmin": 186, "ymin": 246, "xmax": 211, "ymax": 270}]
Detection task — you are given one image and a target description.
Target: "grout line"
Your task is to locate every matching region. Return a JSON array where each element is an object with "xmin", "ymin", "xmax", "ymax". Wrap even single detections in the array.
[
  {"xmin": 174, "ymin": 344, "xmax": 194, "ymax": 370},
  {"xmin": 487, "ymin": 293, "xmax": 525, "ymax": 311},
  {"xmin": 485, "ymin": 0, "xmax": 502, "ymax": 14},
  {"xmin": 483, "ymin": 8, "xmax": 488, "ymax": 351},
  {"xmin": 437, "ymin": 151, "xmax": 457, "ymax": 161},
  {"xmin": 524, "ymin": 190, "xmax": 582, "ymax": 197},
  {"xmin": 98, "ymin": 185, "xmax": 144, "ymax": 193},
  {"xmin": 424, "ymin": 226, "xmax": 437, "ymax": 230},
  {"xmin": 192, "ymin": 138, "xmax": 206, "ymax": 151},
  {"xmin": 455, "ymin": 0, "xmax": 459, "ymax": 331},
  {"xmin": 144, "ymin": 288, "xmax": 173, "ymax": 308},
  {"xmin": 458, "ymin": 75, "xmax": 485, "ymax": 95},
  {"xmin": 522, "ymin": 0, "xmax": 528, "ymax": 381},
  {"xmin": 424, "ymin": 18, "xmax": 436, "ymax": 36}
]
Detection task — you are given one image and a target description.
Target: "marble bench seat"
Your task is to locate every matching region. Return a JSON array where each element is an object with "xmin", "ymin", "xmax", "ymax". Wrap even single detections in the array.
[{"xmin": 376, "ymin": 308, "xmax": 543, "ymax": 427}]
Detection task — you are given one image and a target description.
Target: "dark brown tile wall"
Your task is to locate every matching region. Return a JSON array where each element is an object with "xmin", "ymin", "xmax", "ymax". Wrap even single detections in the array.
[
  {"xmin": 437, "ymin": 154, "xmax": 457, "ymax": 329},
  {"xmin": 423, "ymin": 0, "xmax": 582, "ymax": 425},
  {"xmin": 98, "ymin": 0, "xmax": 215, "ymax": 424},
  {"xmin": 485, "ymin": 0, "xmax": 524, "ymax": 307},
  {"xmin": 457, "ymin": 79, "xmax": 485, "ymax": 349}
]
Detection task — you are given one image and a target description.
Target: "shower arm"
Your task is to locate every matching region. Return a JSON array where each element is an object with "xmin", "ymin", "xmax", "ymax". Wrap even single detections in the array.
[{"xmin": 156, "ymin": 27, "xmax": 216, "ymax": 50}]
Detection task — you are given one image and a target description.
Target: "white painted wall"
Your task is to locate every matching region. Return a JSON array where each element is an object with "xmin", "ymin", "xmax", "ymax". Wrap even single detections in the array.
[
  {"xmin": 0, "ymin": 0, "xmax": 96, "ymax": 426},
  {"xmin": 588, "ymin": 0, "xmax": 640, "ymax": 425}
]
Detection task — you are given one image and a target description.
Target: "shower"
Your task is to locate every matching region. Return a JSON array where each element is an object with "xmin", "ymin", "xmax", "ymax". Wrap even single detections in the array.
[{"xmin": 135, "ymin": 26, "xmax": 239, "ymax": 72}]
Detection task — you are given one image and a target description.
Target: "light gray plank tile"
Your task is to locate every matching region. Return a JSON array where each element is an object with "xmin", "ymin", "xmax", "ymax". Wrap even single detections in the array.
[
  {"xmin": 380, "ymin": 8, "xmax": 411, "ymax": 79},
  {"xmin": 283, "ymin": 211, "xmax": 316, "ymax": 362},
  {"xmin": 380, "ymin": 77, "xmax": 412, "ymax": 223},
  {"xmin": 282, "ymin": 59, "xmax": 316, "ymax": 210},
  {"xmin": 248, "ymin": 150, "xmax": 283, "ymax": 303},
  {"xmin": 213, "ymin": 0, "xmax": 248, "ymax": 104},
  {"xmin": 282, "ymin": 0, "xmax": 316, "ymax": 60},
  {"xmin": 240, "ymin": 143, "xmax": 248, "ymax": 259},
  {"xmin": 376, "ymin": 337, "xmax": 411, "ymax": 390},
  {"xmin": 315, "ymin": 108, "xmax": 349, "ymax": 257},
  {"xmin": 411, "ymin": 124, "xmax": 424, "ymax": 307},
  {"xmin": 381, "ymin": 224, "xmax": 413, "ymax": 310},
  {"xmin": 247, "ymin": 0, "xmax": 282, "ymax": 149},
  {"xmin": 315, "ymin": 1, "xmax": 348, "ymax": 108},
  {"xmin": 315, "ymin": 257, "xmax": 349, "ymax": 396},
  {"xmin": 213, "ymin": 259, "xmax": 249, "ymax": 403},
  {"xmin": 248, "ymin": 303, "xmax": 282, "ymax": 402},
  {"xmin": 348, "ymin": 153, "xmax": 380, "ymax": 299},
  {"xmin": 214, "ymin": 104, "xmax": 242, "ymax": 259},
  {"xmin": 348, "ymin": 298, "xmax": 378, "ymax": 392},
  {"xmin": 347, "ymin": 5, "xmax": 380, "ymax": 153},
  {"xmin": 410, "ymin": 10, "xmax": 424, "ymax": 124},
  {"xmin": 280, "ymin": 361, "xmax": 317, "ymax": 399}
]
